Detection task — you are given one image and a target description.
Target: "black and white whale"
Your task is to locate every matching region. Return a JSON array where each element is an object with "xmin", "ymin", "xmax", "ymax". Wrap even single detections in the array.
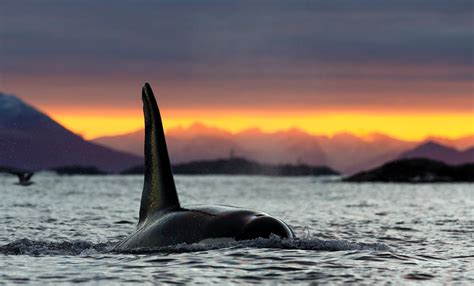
[{"xmin": 115, "ymin": 83, "xmax": 294, "ymax": 250}]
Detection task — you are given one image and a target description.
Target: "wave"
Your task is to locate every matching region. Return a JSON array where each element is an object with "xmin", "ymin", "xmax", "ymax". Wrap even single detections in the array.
[
  {"xmin": 0, "ymin": 236, "xmax": 390, "ymax": 256},
  {"xmin": 0, "ymin": 238, "xmax": 114, "ymax": 256}
]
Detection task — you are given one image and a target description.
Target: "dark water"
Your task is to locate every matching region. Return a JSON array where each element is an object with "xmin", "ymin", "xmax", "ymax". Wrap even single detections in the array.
[{"xmin": 1, "ymin": 175, "xmax": 473, "ymax": 284}]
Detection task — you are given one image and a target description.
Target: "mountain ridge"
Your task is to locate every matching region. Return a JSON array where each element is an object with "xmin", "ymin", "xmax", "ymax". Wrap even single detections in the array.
[
  {"xmin": 93, "ymin": 124, "xmax": 473, "ymax": 174},
  {"xmin": 398, "ymin": 141, "xmax": 474, "ymax": 165},
  {"xmin": 0, "ymin": 92, "xmax": 142, "ymax": 173}
]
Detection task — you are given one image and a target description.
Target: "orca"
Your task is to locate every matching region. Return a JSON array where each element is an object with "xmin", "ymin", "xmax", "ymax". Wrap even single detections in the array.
[
  {"xmin": 0, "ymin": 167, "xmax": 34, "ymax": 186},
  {"xmin": 115, "ymin": 83, "xmax": 294, "ymax": 250},
  {"xmin": 16, "ymin": 172, "xmax": 34, "ymax": 186}
]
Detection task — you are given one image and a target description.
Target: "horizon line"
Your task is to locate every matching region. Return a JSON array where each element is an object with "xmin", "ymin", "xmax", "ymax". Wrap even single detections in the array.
[{"xmin": 66, "ymin": 120, "xmax": 474, "ymax": 143}]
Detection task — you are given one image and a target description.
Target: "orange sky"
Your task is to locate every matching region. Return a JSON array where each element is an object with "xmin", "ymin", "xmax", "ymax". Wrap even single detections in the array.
[
  {"xmin": 2, "ymin": 74, "xmax": 472, "ymax": 141},
  {"xmin": 46, "ymin": 107, "xmax": 474, "ymax": 141},
  {"xmin": 3, "ymin": 74, "xmax": 473, "ymax": 141}
]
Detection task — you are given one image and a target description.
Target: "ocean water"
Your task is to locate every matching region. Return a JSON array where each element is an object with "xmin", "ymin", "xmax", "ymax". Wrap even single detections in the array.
[{"xmin": 0, "ymin": 174, "xmax": 472, "ymax": 284}]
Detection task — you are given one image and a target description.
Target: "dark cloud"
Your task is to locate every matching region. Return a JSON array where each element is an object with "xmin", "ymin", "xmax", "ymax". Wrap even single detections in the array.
[
  {"xmin": 2, "ymin": 1, "xmax": 472, "ymax": 67},
  {"xmin": 0, "ymin": 0, "xmax": 472, "ymax": 110}
]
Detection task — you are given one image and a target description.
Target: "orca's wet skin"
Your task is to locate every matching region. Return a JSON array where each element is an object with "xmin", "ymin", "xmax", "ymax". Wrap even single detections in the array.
[{"xmin": 114, "ymin": 84, "xmax": 294, "ymax": 251}]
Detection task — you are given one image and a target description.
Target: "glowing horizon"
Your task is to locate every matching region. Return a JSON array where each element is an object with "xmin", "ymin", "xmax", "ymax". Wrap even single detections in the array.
[{"xmin": 47, "ymin": 108, "xmax": 474, "ymax": 141}]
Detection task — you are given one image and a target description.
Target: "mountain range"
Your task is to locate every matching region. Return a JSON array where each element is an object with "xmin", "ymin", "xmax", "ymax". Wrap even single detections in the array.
[
  {"xmin": 93, "ymin": 124, "xmax": 473, "ymax": 174},
  {"xmin": 1, "ymin": 92, "xmax": 473, "ymax": 174},
  {"xmin": 0, "ymin": 93, "xmax": 142, "ymax": 173}
]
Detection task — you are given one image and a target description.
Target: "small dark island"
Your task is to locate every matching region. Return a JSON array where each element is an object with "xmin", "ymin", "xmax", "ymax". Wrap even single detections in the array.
[
  {"xmin": 344, "ymin": 158, "xmax": 473, "ymax": 183},
  {"xmin": 51, "ymin": 166, "xmax": 107, "ymax": 175},
  {"xmin": 122, "ymin": 157, "xmax": 339, "ymax": 177}
]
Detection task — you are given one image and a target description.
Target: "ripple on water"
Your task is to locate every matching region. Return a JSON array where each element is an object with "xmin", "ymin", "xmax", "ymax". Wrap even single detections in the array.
[
  {"xmin": 404, "ymin": 272, "xmax": 436, "ymax": 281},
  {"xmin": 0, "ymin": 238, "xmax": 113, "ymax": 256},
  {"xmin": 1, "ymin": 175, "xmax": 473, "ymax": 284}
]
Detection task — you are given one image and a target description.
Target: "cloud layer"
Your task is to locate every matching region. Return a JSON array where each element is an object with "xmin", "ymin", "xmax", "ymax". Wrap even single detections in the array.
[{"xmin": 1, "ymin": 0, "xmax": 472, "ymax": 111}]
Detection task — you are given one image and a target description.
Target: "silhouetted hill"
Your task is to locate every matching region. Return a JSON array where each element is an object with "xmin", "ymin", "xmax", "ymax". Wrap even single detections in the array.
[
  {"xmin": 0, "ymin": 92, "xmax": 142, "ymax": 173},
  {"xmin": 51, "ymin": 166, "xmax": 107, "ymax": 175},
  {"xmin": 122, "ymin": 157, "xmax": 339, "ymax": 176},
  {"xmin": 345, "ymin": 158, "xmax": 474, "ymax": 183},
  {"xmin": 398, "ymin": 141, "xmax": 474, "ymax": 165},
  {"xmin": 424, "ymin": 135, "xmax": 474, "ymax": 150}
]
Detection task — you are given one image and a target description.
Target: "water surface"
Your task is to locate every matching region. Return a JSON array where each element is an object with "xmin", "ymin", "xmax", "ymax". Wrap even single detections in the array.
[{"xmin": 1, "ymin": 175, "xmax": 472, "ymax": 284}]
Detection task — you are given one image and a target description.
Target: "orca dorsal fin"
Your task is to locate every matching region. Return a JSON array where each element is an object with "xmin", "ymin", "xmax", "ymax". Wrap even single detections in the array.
[{"xmin": 139, "ymin": 83, "xmax": 180, "ymax": 224}]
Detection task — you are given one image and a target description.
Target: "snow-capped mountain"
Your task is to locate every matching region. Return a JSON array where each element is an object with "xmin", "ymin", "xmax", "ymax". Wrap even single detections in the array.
[{"xmin": 0, "ymin": 92, "xmax": 142, "ymax": 172}]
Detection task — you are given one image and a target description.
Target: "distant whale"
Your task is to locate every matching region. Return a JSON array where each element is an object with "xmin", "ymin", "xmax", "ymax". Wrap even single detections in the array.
[
  {"xmin": 115, "ymin": 83, "xmax": 294, "ymax": 250},
  {"xmin": 0, "ymin": 166, "xmax": 34, "ymax": 186}
]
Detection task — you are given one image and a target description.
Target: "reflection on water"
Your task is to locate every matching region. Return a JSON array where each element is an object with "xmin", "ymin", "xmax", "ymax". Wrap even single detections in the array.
[{"xmin": 0, "ymin": 174, "xmax": 473, "ymax": 284}]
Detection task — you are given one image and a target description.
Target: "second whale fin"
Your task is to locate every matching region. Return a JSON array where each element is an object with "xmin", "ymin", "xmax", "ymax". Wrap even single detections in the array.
[{"xmin": 139, "ymin": 83, "xmax": 180, "ymax": 224}]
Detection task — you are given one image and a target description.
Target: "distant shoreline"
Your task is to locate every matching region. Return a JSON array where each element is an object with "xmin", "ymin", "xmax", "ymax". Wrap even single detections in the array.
[
  {"xmin": 32, "ymin": 157, "xmax": 340, "ymax": 177},
  {"xmin": 123, "ymin": 157, "xmax": 339, "ymax": 177},
  {"xmin": 2, "ymin": 157, "xmax": 473, "ymax": 183}
]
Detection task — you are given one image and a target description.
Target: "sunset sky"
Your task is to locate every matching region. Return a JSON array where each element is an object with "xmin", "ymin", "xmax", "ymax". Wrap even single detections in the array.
[{"xmin": 1, "ymin": 0, "xmax": 473, "ymax": 140}]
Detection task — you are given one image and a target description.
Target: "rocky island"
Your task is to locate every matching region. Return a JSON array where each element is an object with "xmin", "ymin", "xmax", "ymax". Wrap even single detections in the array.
[
  {"xmin": 344, "ymin": 158, "xmax": 473, "ymax": 183},
  {"xmin": 122, "ymin": 157, "xmax": 339, "ymax": 177}
]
